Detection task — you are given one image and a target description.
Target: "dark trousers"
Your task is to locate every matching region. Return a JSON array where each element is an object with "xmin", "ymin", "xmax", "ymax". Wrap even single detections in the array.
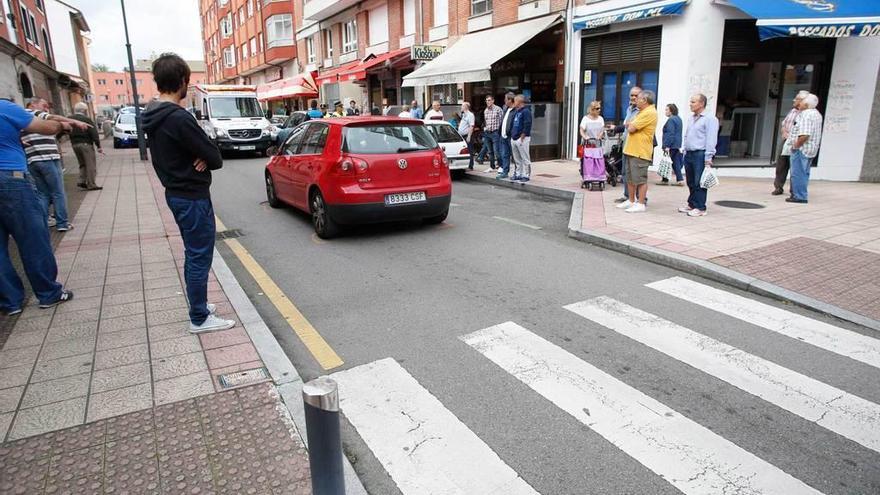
[
  {"xmin": 499, "ymin": 137, "xmax": 512, "ymax": 175},
  {"xmin": 661, "ymin": 149, "xmax": 684, "ymax": 182},
  {"xmin": 684, "ymin": 150, "xmax": 708, "ymax": 211},
  {"xmin": 0, "ymin": 171, "xmax": 63, "ymax": 311},
  {"xmin": 480, "ymin": 130, "xmax": 501, "ymax": 168},
  {"xmin": 166, "ymin": 196, "xmax": 216, "ymax": 325},
  {"xmin": 774, "ymin": 153, "xmax": 790, "ymax": 193}
]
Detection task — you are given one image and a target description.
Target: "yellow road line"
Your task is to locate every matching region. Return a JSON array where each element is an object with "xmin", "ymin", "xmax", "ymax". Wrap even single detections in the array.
[
  {"xmin": 215, "ymin": 215, "xmax": 227, "ymax": 232},
  {"xmin": 221, "ymin": 234, "xmax": 344, "ymax": 370}
]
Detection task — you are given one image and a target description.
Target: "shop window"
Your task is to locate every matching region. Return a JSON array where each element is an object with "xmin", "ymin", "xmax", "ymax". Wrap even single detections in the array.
[{"xmin": 471, "ymin": 0, "xmax": 491, "ymax": 17}]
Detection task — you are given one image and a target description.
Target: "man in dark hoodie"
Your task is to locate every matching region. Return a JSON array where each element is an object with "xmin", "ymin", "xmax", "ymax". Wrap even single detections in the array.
[{"xmin": 142, "ymin": 53, "xmax": 235, "ymax": 334}]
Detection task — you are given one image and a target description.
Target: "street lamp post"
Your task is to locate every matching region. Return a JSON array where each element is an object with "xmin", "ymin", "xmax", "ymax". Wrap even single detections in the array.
[{"xmin": 120, "ymin": 0, "xmax": 148, "ymax": 161}]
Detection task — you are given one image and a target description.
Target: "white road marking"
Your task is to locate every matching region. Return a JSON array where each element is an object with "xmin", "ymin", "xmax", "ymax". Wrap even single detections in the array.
[
  {"xmin": 492, "ymin": 216, "xmax": 542, "ymax": 230},
  {"xmin": 566, "ymin": 297, "xmax": 880, "ymax": 454},
  {"xmin": 461, "ymin": 322, "xmax": 824, "ymax": 495},
  {"xmin": 647, "ymin": 277, "xmax": 880, "ymax": 370},
  {"xmin": 330, "ymin": 358, "xmax": 538, "ymax": 495}
]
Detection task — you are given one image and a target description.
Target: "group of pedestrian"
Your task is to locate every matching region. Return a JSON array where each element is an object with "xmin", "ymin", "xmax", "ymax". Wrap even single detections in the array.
[{"xmin": 774, "ymin": 90, "xmax": 823, "ymax": 204}]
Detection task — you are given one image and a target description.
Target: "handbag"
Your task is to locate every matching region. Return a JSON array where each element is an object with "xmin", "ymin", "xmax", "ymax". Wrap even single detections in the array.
[
  {"xmin": 577, "ymin": 144, "xmax": 584, "ymax": 158},
  {"xmin": 657, "ymin": 151, "xmax": 673, "ymax": 180},
  {"xmin": 700, "ymin": 165, "xmax": 720, "ymax": 189}
]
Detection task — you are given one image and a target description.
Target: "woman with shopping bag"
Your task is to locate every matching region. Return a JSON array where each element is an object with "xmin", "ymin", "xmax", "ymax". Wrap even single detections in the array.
[
  {"xmin": 578, "ymin": 101, "xmax": 606, "ymax": 190},
  {"xmin": 658, "ymin": 103, "xmax": 684, "ymax": 186}
]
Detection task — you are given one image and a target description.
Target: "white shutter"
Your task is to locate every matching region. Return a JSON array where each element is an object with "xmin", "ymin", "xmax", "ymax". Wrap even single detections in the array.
[
  {"xmin": 368, "ymin": 5, "xmax": 388, "ymax": 45},
  {"xmin": 434, "ymin": 0, "xmax": 448, "ymax": 28},
  {"xmin": 403, "ymin": 0, "xmax": 416, "ymax": 36}
]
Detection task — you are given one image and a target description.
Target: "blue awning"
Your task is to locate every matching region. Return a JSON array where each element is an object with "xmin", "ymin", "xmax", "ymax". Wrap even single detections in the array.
[
  {"xmin": 726, "ymin": 0, "xmax": 880, "ymax": 40},
  {"xmin": 572, "ymin": 0, "xmax": 688, "ymax": 31}
]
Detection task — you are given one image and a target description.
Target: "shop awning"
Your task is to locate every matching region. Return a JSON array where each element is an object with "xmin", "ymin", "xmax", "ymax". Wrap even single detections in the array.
[
  {"xmin": 572, "ymin": 0, "xmax": 688, "ymax": 31},
  {"xmin": 315, "ymin": 61, "xmax": 360, "ymax": 86},
  {"xmin": 256, "ymin": 73, "xmax": 319, "ymax": 101},
  {"xmin": 401, "ymin": 14, "xmax": 561, "ymax": 88},
  {"xmin": 339, "ymin": 49, "xmax": 411, "ymax": 82},
  {"xmin": 725, "ymin": 0, "xmax": 880, "ymax": 40}
]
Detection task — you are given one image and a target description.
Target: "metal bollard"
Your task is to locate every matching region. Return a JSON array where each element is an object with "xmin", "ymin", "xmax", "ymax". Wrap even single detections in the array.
[{"xmin": 303, "ymin": 377, "xmax": 346, "ymax": 495}]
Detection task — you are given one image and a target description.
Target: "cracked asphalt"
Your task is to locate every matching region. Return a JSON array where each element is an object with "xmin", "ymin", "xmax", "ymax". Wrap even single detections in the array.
[{"xmin": 210, "ymin": 154, "xmax": 880, "ymax": 495}]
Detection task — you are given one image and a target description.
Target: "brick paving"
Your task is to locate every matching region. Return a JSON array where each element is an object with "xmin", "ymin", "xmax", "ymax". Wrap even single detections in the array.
[
  {"xmin": 0, "ymin": 147, "xmax": 312, "ymax": 493},
  {"xmin": 468, "ymin": 160, "xmax": 880, "ymax": 322}
]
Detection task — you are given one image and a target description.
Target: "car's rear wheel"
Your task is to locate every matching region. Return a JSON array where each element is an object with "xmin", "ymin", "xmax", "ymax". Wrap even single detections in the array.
[
  {"xmin": 265, "ymin": 172, "xmax": 282, "ymax": 208},
  {"xmin": 423, "ymin": 208, "xmax": 449, "ymax": 225},
  {"xmin": 113, "ymin": 139, "xmax": 120, "ymax": 149},
  {"xmin": 310, "ymin": 190, "xmax": 340, "ymax": 239}
]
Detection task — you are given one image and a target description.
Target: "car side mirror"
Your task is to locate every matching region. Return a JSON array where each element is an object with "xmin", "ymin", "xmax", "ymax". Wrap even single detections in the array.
[{"xmin": 195, "ymin": 110, "xmax": 203, "ymax": 120}]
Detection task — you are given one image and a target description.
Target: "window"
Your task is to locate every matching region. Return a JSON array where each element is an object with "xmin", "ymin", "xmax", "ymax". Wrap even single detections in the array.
[
  {"xmin": 209, "ymin": 96, "xmax": 262, "ymax": 118},
  {"xmin": 28, "ymin": 12, "xmax": 38, "ymax": 47},
  {"xmin": 242, "ymin": 42, "xmax": 248, "ymax": 60},
  {"xmin": 324, "ymin": 29, "xmax": 333, "ymax": 58},
  {"xmin": 433, "ymin": 0, "xmax": 448, "ymax": 27},
  {"xmin": 218, "ymin": 0, "xmax": 228, "ymax": 6},
  {"xmin": 281, "ymin": 124, "xmax": 309, "ymax": 155},
  {"xmin": 403, "ymin": 0, "xmax": 416, "ymax": 36},
  {"xmin": 299, "ymin": 124, "xmax": 329, "ymax": 155},
  {"xmin": 220, "ymin": 15, "xmax": 232, "ymax": 38},
  {"xmin": 101, "ymin": 95, "xmax": 109, "ymax": 101},
  {"xmin": 344, "ymin": 125, "xmax": 437, "ymax": 154},
  {"xmin": 342, "ymin": 19, "xmax": 357, "ymax": 54},
  {"xmin": 238, "ymin": 7, "xmax": 244, "ymax": 25},
  {"xmin": 34, "ymin": 0, "xmax": 43, "ymax": 12},
  {"xmin": 306, "ymin": 36, "xmax": 315, "ymax": 63},
  {"xmin": 471, "ymin": 0, "xmax": 491, "ymax": 16},
  {"xmin": 250, "ymin": 37, "xmax": 257, "ymax": 55},
  {"xmin": 426, "ymin": 122, "xmax": 463, "ymax": 143},
  {"xmin": 115, "ymin": 79, "xmax": 123, "ymax": 85},
  {"xmin": 247, "ymin": 0, "xmax": 253, "ymax": 17},
  {"xmin": 19, "ymin": 6, "xmax": 32, "ymax": 42},
  {"xmin": 265, "ymin": 14, "xmax": 293, "ymax": 48},
  {"xmin": 136, "ymin": 79, "xmax": 142, "ymax": 85},
  {"xmin": 117, "ymin": 95, "xmax": 124, "ymax": 101},
  {"xmin": 223, "ymin": 46, "xmax": 235, "ymax": 67},
  {"xmin": 368, "ymin": 5, "xmax": 388, "ymax": 46},
  {"xmin": 98, "ymin": 79, "xmax": 106, "ymax": 85}
]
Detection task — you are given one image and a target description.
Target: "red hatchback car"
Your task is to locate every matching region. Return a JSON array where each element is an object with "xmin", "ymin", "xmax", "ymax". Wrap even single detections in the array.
[{"xmin": 264, "ymin": 117, "xmax": 452, "ymax": 238}]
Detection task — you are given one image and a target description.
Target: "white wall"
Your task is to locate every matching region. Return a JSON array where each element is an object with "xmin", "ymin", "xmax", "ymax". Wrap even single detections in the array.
[
  {"xmin": 45, "ymin": 0, "xmax": 81, "ymax": 77},
  {"xmin": 815, "ymin": 37, "xmax": 880, "ymax": 181},
  {"xmin": 0, "ymin": 53, "xmax": 21, "ymax": 102}
]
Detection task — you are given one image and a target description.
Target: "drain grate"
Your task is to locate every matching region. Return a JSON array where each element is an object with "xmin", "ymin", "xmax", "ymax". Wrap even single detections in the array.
[
  {"xmin": 216, "ymin": 228, "xmax": 244, "ymax": 240},
  {"xmin": 218, "ymin": 367, "xmax": 269, "ymax": 389},
  {"xmin": 714, "ymin": 200, "xmax": 766, "ymax": 209}
]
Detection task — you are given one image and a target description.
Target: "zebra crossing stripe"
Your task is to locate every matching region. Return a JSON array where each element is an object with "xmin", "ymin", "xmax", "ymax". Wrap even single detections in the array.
[
  {"xmin": 646, "ymin": 277, "xmax": 880, "ymax": 370},
  {"xmin": 329, "ymin": 358, "xmax": 539, "ymax": 495},
  {"xmin": 565, "ymin": 297, "xmax": 880, "ymax": 454},
  {"xmin": 461, "ymin": 322, "xmax": 824, "ymax": 495}
]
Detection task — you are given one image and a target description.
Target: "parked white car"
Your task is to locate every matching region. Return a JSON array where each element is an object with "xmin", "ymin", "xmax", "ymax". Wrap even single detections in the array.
[
  {"xmin": 112, "ymin": 113, "xmax": 139, "ymax": 148},
  {"xmin": 424, "ymin": 121, "xmax": 470, "ymax": 175}
]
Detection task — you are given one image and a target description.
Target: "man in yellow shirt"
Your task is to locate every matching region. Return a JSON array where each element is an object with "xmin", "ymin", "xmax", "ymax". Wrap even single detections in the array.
[{"xmin": 618, "ymin": 90, "xmax": 657, "ymax": 213}]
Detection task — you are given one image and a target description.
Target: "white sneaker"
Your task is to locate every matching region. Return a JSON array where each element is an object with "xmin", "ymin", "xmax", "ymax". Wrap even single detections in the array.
[
  {"xmin": 687, "ymin": 208, "xmax": 707, "ymax": 217},
  {"xmin": 47, "ymin": 216, "xmax": 57, "ymax": 227},
  {"xmin": 625, "ymin": 203, "xmax": 646, "ymax": 213},
  {"xmin": 616, "ymin": 200, "xmax": 633, "ymax": 209},
  {"xmin": 189, "ymin": 314, "xmax": 235, "ymax": 334},
  {"xmin": 207, "ymin": 303, "xmax": 216, "ymax": 314},
  {"xmin": 677, "ymin": 206, "xmax": 693, "ymax": 213}
]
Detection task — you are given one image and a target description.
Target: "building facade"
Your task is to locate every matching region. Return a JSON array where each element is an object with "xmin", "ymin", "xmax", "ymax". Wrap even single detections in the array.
[
  {"xmin": 565, "ymin": 0, "xmax": 880, "ymax": 182},
  {"xmin": 91, "ymin": 59, "xmax": 206, "ymax": 116},
  {"xmin": 0, "ymin": 0, "xmax": 56, "ymax": 103}
]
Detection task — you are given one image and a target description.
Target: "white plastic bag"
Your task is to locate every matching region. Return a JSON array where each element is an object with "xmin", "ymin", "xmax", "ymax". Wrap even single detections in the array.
[
  {"xmin": 657, "ymin": 151, "xmax": 673, "ymax": 180},
  {"xmin": 700, "ymin": 165, "xmax": 719, "ymax": 189}
]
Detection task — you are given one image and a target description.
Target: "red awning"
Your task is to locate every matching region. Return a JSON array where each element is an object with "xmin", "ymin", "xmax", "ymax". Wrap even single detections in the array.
[
  {"xmin": 338, "ymin": 49, "xmax": 411, "ymax": 82},
  {"xmin": 256, "ymin": 73, "xmax": 319, "ymax": 101},
  {"xmin": 314, "ymin": 61, "xmax": 360, "ymax": 86}
]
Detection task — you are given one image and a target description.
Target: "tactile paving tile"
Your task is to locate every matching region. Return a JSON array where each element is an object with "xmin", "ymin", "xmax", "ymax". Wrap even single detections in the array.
[
  {"xmin": 49, "ymin": 421, "xmax": 106, "ymax": 454},
  {"xmin": 156, "ymin": 420, "xmax": 204, "ymax": 457},
  {"xmin": 158, "ymin": 445, "xmax": 215, "ymax": 494},
  {"xmin": 153, "ymin": 397, "xmax": 199, "ymax": 429},
  {"xmin": 0, "ymin": 459, "xmax": 50, "ymax": 494},
  {"xmin": 44, "ymin": 474, "xmax": 103, "ymax": 494},
  {"xmin": 103, "ymin": 458, "xmax": 161, "ymax": 495},
  {"xmin": 105, "ymin": 409, "xmax": 154, "ymax": 440},
  {"xmin": 235, "ymin": 383, "xmax": 277, "ymax": 409},
  {"xmin": 197, "ymin": 389, "xmax": 241, "ymax": 420},
  {"xmin": 0, "ymin": 432, "xmax": 55, "ymax": 466},
  {"xmin": 48, "ymin": 445, "xmax": 104, "ymax": 481},
  {"xmin": 104, "ymin": 432, "xmax": 158, "ymax": 478},
  {"xmin": 271, "ymin": 478, "xmax": 312, "ymax": 495}
]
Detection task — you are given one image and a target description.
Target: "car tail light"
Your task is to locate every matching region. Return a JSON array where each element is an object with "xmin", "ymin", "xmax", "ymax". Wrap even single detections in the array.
[
  {"xmin": 432, "ymin": 156, "xmax": 441, "ymax": 168},
  {"xmin": 459, "ymin": 147, "xmax": 468, "ymax": 155},
  {"xmin": 337, "ymin": 157, "xmax": 368, "ymax": 175}
]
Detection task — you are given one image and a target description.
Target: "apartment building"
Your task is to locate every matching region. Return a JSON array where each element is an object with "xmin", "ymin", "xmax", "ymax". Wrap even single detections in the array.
[
  {"xmin": 91, "ymin": 59, "xmax": 206, "ymax": 116},
  {"xmin": 0, "ymin": 0, "xmax": 56, "ymax": 102}
]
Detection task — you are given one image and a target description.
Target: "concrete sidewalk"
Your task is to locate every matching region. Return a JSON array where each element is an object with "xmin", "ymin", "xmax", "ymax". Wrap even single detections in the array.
[
  {"xmin": 0, "ymin": 147, "xmax": 315, "ymax": 493},
  {"xmin": 466, "ymin": 160, "xmax": 880, "ymax": 329}
]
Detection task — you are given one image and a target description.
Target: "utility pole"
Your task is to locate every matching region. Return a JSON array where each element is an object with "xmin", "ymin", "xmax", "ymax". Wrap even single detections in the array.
[{"xmin": 121, "ymin": 0, "xmax": 148, "ymax": 161}]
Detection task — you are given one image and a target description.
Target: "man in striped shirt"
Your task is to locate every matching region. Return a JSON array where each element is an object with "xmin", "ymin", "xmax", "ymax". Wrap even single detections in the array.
[
  {"xmin": 20, "ymin": 97, "xmax": 90, "ymax": 231},
  {"xmin": 786, "ymin": 93, "xmax": 823, "ymax": 204}
]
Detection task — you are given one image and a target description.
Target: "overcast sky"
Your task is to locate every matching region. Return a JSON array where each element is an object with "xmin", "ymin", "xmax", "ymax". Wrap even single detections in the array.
[{"xmin": 68, "ymin": 0, "xmax": 204, "ymax": 70}]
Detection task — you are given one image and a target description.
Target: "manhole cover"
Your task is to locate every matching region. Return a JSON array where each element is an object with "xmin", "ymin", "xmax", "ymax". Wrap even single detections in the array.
[
  {"xmin": 216, "ymin": 228, "xmax": 244, "ymax": 240},
  {"xmin": 714, "ymin": 200, "xmax": 765, "ymax": 209},
  {"xmin": 218, "ymin": 367, "xmax": 269, "ymax": 389}
]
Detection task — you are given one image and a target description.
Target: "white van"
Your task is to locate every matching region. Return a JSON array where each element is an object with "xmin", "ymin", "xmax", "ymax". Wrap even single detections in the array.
[{"xmin": 188, "ymin": 84, "xmax": 276, "ymax": 156}]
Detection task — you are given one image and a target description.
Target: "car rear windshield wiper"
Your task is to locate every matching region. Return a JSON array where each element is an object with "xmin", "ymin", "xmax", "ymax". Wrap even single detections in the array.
[{"xmin": 397, "ymin": 147, "xmax": 428, "ymax": 153}]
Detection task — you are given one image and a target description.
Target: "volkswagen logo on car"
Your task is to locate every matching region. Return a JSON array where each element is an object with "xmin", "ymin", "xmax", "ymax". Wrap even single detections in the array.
[{"xmin": 398, "ymin": 159, "xmax": 408, "ymax": 170}]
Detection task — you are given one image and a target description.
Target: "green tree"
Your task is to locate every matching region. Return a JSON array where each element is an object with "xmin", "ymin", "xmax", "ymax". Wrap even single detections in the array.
[{"xmin": 91, "ymin": 63, "xmax": 109, "ymax": 72}]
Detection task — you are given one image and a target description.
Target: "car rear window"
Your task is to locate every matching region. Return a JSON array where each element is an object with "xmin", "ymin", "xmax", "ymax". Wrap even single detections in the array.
[
  {"xmin": 343, "ymin": 124, "xmax": 438, "ymax": 154},
  {"xmin": 426, "ymin": 123, "xmax": 462, "ymax": 143}
]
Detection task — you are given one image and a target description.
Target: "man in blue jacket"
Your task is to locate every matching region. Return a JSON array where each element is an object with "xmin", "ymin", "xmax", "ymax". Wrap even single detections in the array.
[
  {"xmin": 510, "ymin": 94, "xmax": 532, "ymax": 182},
  {"xmin": 141, "ymin": 53, "xmax": 235, "ymax": 334}
]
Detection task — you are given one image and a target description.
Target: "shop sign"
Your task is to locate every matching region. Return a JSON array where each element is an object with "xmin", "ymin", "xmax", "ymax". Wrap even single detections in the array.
[
  {"xmin": 765, "ymin": 23, "xmax": 880, "ymax": 39},
  {"xmin": 573, "ymin": 1, "xmax": 687, "ymax": 31},
  {"xmin": 411, "ymin": 45, "xmax": 444, "ymax": 61},
  {"xmin": 266, "ymin": 67, "xmax": 283, "ymax": 82}
]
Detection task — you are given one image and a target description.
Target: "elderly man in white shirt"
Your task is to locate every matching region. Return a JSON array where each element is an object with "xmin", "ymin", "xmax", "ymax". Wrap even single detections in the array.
[{"xmin": 786, "ymin": 93, "xmax": 823, "ymax": 204}]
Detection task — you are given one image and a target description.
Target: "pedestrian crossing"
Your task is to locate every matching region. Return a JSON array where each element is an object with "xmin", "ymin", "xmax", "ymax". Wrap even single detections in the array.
[{"xmin": 329, "ymin": 277, "xmax": 880, "ymax": 495}]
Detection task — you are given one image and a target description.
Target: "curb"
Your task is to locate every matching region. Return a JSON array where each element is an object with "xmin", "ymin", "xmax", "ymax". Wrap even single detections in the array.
[
  {"xmin": 464, "ymin": 172, "xmax": 880, "ymax": 333},
  {"xmin": 212, "ymin": 248, "xmax": 368, "ymax": 495}
]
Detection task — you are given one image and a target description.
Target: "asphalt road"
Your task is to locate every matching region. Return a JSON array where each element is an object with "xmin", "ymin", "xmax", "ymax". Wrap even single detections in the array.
[{"xmin": 211, "ymin": 154, "xmax": 880, "ymax": 495}]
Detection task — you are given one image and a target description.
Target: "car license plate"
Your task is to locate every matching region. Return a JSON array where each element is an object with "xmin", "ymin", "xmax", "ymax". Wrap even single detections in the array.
[
  {"xmin": 385, "ymin": 191, "xmax": 426, "ymax": 205},
  {"xmin": 239, "ymin": 145, "xmax": 256, "ymax": 150}
]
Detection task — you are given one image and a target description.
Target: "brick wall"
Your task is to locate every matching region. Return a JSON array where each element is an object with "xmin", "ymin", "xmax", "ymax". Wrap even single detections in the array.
[{"xmin": 388, "ymin": 0, "xmax": 402, "ymax": 50}]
